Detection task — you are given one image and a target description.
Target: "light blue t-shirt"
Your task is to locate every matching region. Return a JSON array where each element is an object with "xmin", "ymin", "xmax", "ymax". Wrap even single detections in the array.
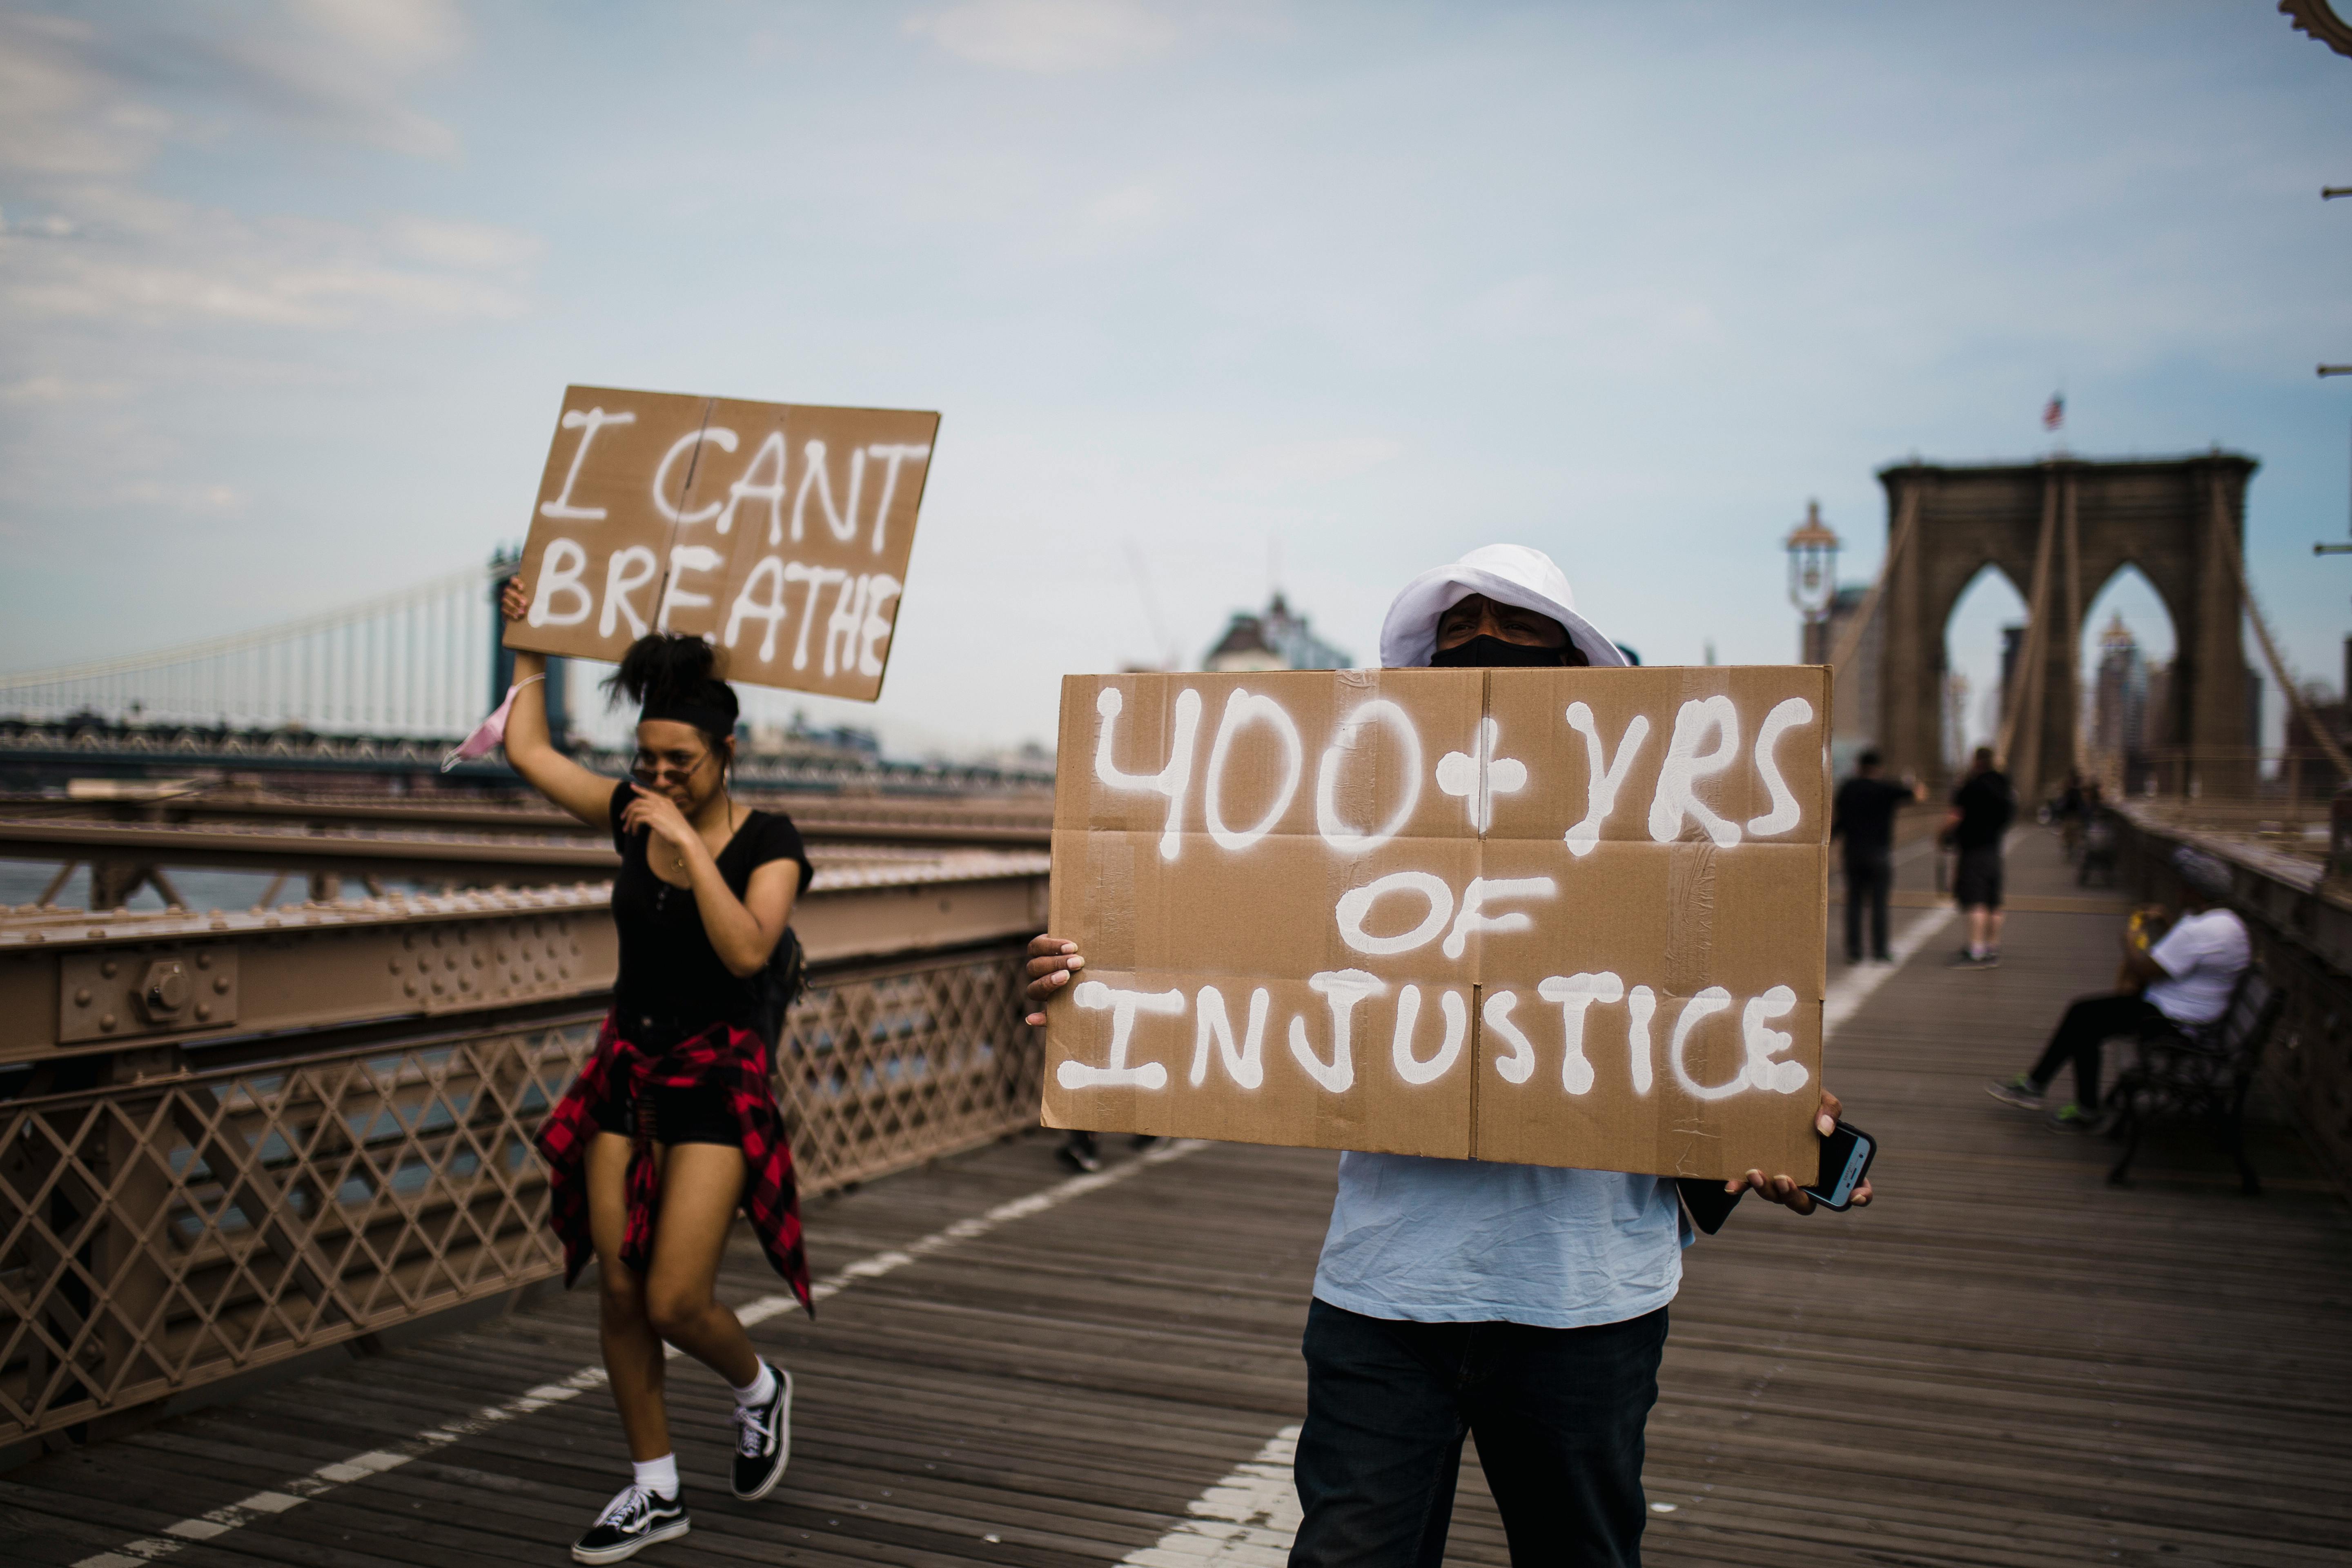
[{"xmin": 1311, "ymin": 1153, "xmax": 1689, "ymax": 1330}]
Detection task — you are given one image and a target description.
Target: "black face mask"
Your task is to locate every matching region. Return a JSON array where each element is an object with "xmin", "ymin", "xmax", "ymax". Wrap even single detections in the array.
[{"xmin": 1430, "ymin": 634, "xmax": 1587, "ymax": 669}]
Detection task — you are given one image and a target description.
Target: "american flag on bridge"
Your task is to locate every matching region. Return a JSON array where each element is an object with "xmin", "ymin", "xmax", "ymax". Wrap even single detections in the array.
[{"xmin": 2042, "ymin": 392, "xmax": 2065, "ymax": 431}]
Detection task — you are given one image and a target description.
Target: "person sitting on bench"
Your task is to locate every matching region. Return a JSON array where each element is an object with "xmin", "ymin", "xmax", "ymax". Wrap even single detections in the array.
[{"xmin": 1987, "ymin": 846, "xmax": 2247, "ymax": 1130}]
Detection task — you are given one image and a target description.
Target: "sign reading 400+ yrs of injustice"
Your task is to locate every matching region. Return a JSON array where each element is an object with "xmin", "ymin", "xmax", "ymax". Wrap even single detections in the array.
[{"xmin": 1042, "ymin": 666, "xmax": 1832, "ymax": 1183}]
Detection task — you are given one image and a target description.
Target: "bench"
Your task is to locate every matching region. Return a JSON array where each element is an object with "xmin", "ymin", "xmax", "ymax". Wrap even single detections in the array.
[{"xmin": 2105, "ymin": 969, "xmax": 2282, "ymax": 1194}]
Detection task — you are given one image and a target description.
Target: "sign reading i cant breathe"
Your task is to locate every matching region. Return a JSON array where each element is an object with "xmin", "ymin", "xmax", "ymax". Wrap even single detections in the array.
[
  {"xmin": 502, "ymin": 385, "xmax": 939, "ymax": 702},
  {"xmin": 1042, "ymin": 666, "xmax": 1832, "ymax": 1183}
]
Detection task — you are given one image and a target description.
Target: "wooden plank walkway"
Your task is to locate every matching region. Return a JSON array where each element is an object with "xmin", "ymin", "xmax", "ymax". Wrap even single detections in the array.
[{"xmin": 4, "ymin": 828, "xmax": 2347, "ymax": 1567}]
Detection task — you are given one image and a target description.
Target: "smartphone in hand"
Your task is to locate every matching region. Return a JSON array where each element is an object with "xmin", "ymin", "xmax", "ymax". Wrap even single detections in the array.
[{"xmin": 1803, "ymin": 1120, "xmax": 1876, "ymax": 1211}]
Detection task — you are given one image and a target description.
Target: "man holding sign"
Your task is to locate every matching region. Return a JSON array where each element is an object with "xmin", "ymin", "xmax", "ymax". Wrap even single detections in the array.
[{"xmin": 1024, "ymin": 544, "xmax": 1865, "ymax": 1568}]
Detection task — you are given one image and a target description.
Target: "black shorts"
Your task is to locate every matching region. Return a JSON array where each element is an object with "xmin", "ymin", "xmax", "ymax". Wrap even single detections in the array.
[
  {"xmin": 591, "ymin": 1085, "xmax": 740, "ymax": 1147},
  {"xmin": 1954, "ymin": 846, "xmax": 2004, "ymax": 910}
]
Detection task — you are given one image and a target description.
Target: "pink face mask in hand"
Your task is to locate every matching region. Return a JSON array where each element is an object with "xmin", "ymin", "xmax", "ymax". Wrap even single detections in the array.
[{"xmin": 441, "ymin": 674, "xmax": 544, "ymax": 773}]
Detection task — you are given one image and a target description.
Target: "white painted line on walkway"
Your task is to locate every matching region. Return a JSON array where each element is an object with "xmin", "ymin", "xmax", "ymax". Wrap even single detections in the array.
[
  {"xmin": 70, "ymin": 1138, "xmax": 1207, "ymax": 1568},
  {"xmin": 1120, "ymin": 1424, "xmax": 1303, "ymax": 1568},
  {"xmin": 1823, "ymin": 904, "xmax": 1958, "ymax": 1036}
]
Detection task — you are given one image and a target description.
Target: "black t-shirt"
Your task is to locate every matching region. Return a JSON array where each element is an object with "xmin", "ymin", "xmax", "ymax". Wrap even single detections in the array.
[
  {"xmin": 1951, "ymin": 770, "xmax": 2016, "ymax": 850},
  {"xmin": 607, "ymin": 781, "xmax": 814, "ymax": 1040},
  {"xmin": 1832, "ymin": 777, "xmax": 1911, "ymax": 857}
]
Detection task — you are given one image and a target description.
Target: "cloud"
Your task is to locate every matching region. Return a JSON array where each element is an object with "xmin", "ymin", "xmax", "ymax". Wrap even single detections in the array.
[
  {"xmin": 0, "ymin": 373, "xmax": 126, "ymax": 403},
  {"xmin": 903, "ymin": 0, "xmax": 1178, "ymax": 73},
  {"xmin": 0, "ymin": 187, "xmax": 531, "ymax": 328},
  {"xmin": 0, "ymin": 13, "xmax": 174, "ymax": 176},
  {"xmin": 0, "ymin": 5, "xmax": 523, "ymax": 336},
  {"xmin": 384, "ymin": 214, "xmax": 543, "ymax": 271},
  {"xmin": 0, "ymin": 3, "xmax": 466, "ymax": 171}
]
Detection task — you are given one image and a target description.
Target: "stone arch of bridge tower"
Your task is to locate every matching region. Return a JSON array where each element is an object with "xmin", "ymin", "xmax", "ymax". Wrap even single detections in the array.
[{"xmin": 1871, "ymin": 453, "xmax": 2256, "ymax": 804}]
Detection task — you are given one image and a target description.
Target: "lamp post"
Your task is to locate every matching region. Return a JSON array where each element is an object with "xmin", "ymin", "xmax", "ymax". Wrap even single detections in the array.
[{"xmin": 1784, "ymin": 500, "xmax": 1843, "ymax": 664}]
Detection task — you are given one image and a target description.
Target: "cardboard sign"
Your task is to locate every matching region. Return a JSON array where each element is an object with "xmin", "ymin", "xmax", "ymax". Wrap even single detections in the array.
[
  {"xmin": 502, "ymin": 385, "xmax": 939, "ymax": 702},
  {"xmin": 1042, "ymin": 666, "xmax": 1831, "ymax": 1182}
]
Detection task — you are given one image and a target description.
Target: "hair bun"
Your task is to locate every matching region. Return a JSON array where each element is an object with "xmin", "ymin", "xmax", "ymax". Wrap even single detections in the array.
[{"xmin": 603, "ymin": 634, "xmax": 739, "ymax": 735}]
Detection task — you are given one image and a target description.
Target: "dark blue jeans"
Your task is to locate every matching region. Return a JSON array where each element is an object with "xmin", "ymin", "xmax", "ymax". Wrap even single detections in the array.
[{"xmin": 1289, "ymin": 1298, "xmax": 1667, "ymax": 1568}]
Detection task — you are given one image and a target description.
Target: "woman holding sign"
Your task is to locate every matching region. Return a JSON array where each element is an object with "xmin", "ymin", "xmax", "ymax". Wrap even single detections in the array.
[{"xmin": 498, "ymin": 579, "xmax": 811, "ymax": 1564}]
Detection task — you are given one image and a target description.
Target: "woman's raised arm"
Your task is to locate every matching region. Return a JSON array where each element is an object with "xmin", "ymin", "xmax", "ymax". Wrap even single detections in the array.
[{"xmin": 499, "ymin": 578, "xmax": 617, "ymax": 830}]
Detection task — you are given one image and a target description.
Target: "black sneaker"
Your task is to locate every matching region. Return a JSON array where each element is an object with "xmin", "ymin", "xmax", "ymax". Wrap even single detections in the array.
[
  {"xmin": 731, "ymin": 1363, "xmax": 793, "ymax": 1501},
  {"xmin": 1056, "ymin": 1134, "xmax": 1101, "ymax": 1174},
  {"xmin": 572, "ymin": 1484, "xmax": 688, "ymax": 1564}
]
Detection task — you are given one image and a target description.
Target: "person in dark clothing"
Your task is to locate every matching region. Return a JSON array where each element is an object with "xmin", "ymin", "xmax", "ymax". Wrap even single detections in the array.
[
  {"xmin": 1947, "ymin": 746, "xmax": 2015, "ymax": 969},
  {"xmin": 498, "ymin": 578, "xmax": 808, "ymax": 1562},
  {"xmin": 1831, "ymin": 750, "xmax": 1927, "ymax": 964},
  {"xmin": 1833, "ymin": 752, "xmax": 1927, "ymax": 963}
]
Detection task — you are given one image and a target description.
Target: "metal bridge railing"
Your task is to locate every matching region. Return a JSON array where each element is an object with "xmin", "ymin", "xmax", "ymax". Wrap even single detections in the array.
[{"xmin": 1, "ymin": 941, "xmax": 1034, "ymax": 1446}]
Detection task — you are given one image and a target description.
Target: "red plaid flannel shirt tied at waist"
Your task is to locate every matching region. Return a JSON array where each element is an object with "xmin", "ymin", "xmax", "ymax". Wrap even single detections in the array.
[{"xmin": 535, "ymin": 1015, "xmax": 811, "ymax": 1315}]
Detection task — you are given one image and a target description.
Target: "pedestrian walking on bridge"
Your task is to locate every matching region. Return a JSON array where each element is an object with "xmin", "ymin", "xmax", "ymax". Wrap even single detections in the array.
[
  {"xmin": 497, "ymin": 580, "xmax": 810, "ymax": 1562},
  {"xmin": 1948, "ymin": 746, "xmax": 2015, "ymax": 969}
]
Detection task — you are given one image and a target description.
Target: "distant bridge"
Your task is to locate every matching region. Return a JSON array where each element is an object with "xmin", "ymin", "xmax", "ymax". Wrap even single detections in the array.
[
  {"xmin": 0, "ymin": 560, "xmax": 508, "ymax": 739},
  {"xmin": 0, "ymin": 557, "xmax": 1052, "ymax": 791}
]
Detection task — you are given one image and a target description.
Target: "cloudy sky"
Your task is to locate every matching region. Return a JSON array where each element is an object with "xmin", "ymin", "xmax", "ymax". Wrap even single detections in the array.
[{"xmin": 3, "ymin": 1, "xmax": 2350, "ymax": 757}]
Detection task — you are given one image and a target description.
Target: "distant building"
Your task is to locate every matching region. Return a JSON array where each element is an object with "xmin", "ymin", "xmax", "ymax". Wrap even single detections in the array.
[
  {"xmin": 1203, "ymin": 593, "xmax": 1353, "ymax": 672},
  {"xmin": 1800, "ymin": 584, "xmax": 1878, "ymax": 758},
  {"xmin": 2087, "ymin": 613, "xmax": 2149, "ymax": 793},
  {"xmin": 1942, "ymin": 673, "xmax": 1971, "ymax": 771},
  {"xmin": 1998, "ymin": 624, "xmax": 2026, "ymax": 733},
  {"xmin": 745, "ymin": 710, "xmax": 882, "ymax": 764}
]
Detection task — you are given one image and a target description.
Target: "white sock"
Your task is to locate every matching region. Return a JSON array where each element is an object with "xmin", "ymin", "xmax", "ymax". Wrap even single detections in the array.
[
  {"xmin": 633, "ymin": 1453, "xmax": 679, "ymax": 1500},
  {"xmin": 731, "ymin": 1361, "xmax": 777, "ymax": 1408}
]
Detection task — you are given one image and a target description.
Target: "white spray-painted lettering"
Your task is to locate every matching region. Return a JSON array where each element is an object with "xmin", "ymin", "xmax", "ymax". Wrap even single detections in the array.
[
  {"xmin": 1434, "ymin": 716, "xmax": 1528, "ymax": 833},
  {"xmin": 1483, "ymin": 988, "xmax": 1537, "ymax": 1085},
  {"xmin": 1204, "ymin": 690, "xmax": 1303, "ymax": 852},
  {"xmin": 817, "ymin": 572, "xmax": 902, "ymax": 679},
  {"xmin": 1626, "ymin": 984, "xmax": 1657, "ymax": 1094},
  {"xmin": 600, "ymin": 546, "xmax": 659, "ymax": 639},
  {"xmin": 1668, "ymin": 986, "xmax": 1742, "ymax": 1100},
  {"xmin": 1291, "ymin": 970, "xmax": 1382, "ymax": 1093},
  {"xmin": 656, "ymin": 546, "xmax": 724, "ymax": 633},
  {"xmin": 1648, "ymin": 696, "xmax": 1743, "ymax": 847},
  {"xmin": 1741, "ymin": 986, "xmax": 1808, "ymax": 1094},
  {"xmin": 1058, "ymin": 981, "xmax": 1183, "ymax": 1090},
  {"xmin": 650, "ymin": 427, "xmax": 736, "ymax": 525},
  {"xmin": 1562, "ymin": 703, "xmax": 1650, "ymax": 858},
  {"xmin": 1440, "ymin": 876, "xmax": 1555, "ymax": 961},
  {"xmin": 1537, "ymin": 971, "xmax": 1624, "ymax": 1095},
  {"xmin": 723, "ymin": 557, "xmax": 789, "ymax": 662},
  {"xmin": 718, "ymin": 430, "xmax": 788, "ymax": 540},
  {"xmin": 1334, "ymin": 871, "xmax": 1454, "ymax": 956},
  {"xmin": 1094, "ymin": 686, "xmax": 1204, "ymax": 862},
  {"xmin": 1390, "ymin": 986, "xmax": 1468, "ymax": 1085},
  {"xmin": 1190, "ymin": 985, "xmax": 1270, "ymax": 1089},
  {"xmin": 539, "ymin": 408, "xmax": 635, "ymax": 520},
  {"xmin": 1745, "ymin": 697, "xmax": 1814, "ymax": 837},
  {"xmin": 530, "ymin": 539, "xmax": 593, "ymax": 627},
  {"xmin": 1316, "ymin": 699, "xmax": 1423, "ymax": 853},
  {"xmin": 791, "ymin": 439, "xmax": 865, "ymax": 545},
  {"xmin": 783, "ymin": 564, "xmax": 846, "ymax": 670},
  {"xmin": 860, "ymin": 444, "xmax": 931, "ymax": 553}
]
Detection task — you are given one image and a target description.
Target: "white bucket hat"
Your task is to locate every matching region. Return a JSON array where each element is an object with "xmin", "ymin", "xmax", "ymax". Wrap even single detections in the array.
[{"xmin": 1379, "ymin": 543, "xmax": 1628, "ymax": 670}]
